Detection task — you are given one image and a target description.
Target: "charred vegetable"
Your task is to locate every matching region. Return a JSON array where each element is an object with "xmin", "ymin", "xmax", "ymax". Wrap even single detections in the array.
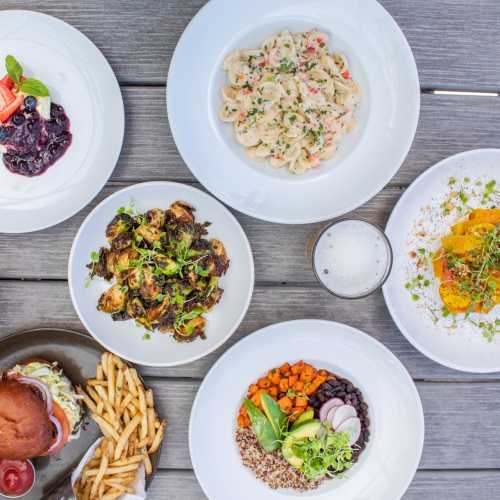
[{"xmin": 86, "ymin": 201, "xmax": 230, "ymax": 342}]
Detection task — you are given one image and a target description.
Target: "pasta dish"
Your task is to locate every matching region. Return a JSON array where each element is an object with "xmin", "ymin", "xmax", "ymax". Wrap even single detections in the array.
[{"xmin": 219, "ymin": 30, "xmax": 361, "ymax": 174}]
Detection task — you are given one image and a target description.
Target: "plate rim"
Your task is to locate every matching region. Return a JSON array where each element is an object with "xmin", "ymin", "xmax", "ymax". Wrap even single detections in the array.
[
  {"xmin": 68, "ymin": 180, "xmax": 255, "ymax": 367},
  {"xmin": 0, "ymin": 9, "xmax": 125, "ymax": 234},
  {"xmin": 166, "ymin": 0, "xmax": 421, "ymax": 224},
  {"xmin": 189, "ymin": 318, "xmax": 425, "ymax": 499},
  {"xmin": 382, "ymin": 148, "xmax": 500, "ymax": 373}
]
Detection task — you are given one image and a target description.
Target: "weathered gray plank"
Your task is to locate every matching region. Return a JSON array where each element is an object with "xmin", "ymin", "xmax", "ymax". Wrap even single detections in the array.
[
  {"xmin": 148, "ymin": 469, "xmax": 500, "ymax": 500},
  {"xmin": 115, "ymin": 89, "xmax": 500, "ymax": 184},
  {"xmin": 1, "ymin": 280, "xmax": 500, "ymax": 382},
  {"xmin": 2, "ymin": 0, "xmax": 500, "ymax": 90}
]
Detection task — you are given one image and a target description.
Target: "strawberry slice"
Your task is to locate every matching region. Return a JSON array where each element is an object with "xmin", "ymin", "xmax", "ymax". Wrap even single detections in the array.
[
  {"xmin": 0, "ymin": 95, "xmax": 23, "ymax": 123},
  {"xmin": 0, "ymin": 82, "xmax": 15, "ymax": 109},
  {"xmin": 0, "ymin": 76, "xmax": 14, "ymax": 90}
]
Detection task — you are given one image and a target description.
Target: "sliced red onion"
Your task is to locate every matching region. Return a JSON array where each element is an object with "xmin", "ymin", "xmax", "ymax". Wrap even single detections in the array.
[
  {"xmin": 44, "ymin": 415, "xmax": 63, "ymax": 455},
  {"xmin": 16, "ymin": 376, "xmax": 53, "ymax": 415},
  {"xmin": 336, "ymin": 416, "xmax": 361, "ymax": 446},
  {"xmin": 319, "ymin": 397, "xmax": 344, "ymax": 422},
  {"xmin": 330, "ymin": 404, "xmax": 357, "ymax": 430}
]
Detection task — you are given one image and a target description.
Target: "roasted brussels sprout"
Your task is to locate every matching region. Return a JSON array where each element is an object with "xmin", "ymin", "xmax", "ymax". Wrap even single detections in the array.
[
  {"xmin": 169, "ymin": 201, "xmax": 195, "ymax": 223},
  {"xmin": 126, "ymin": 297, "xmax": 147, "ymax": 318},
  {"xmin": 106, "ymin": 214, "xmax": 132, "ymax": 242},
  {"xmin": 127, "ymin": 268, "xmax": 144, "ymax": 289},
  {"xmin": 146, "ymin": 208, "xmax": 166, "ymax": 228},
  {"xmin": 136, "ymin": 224, "xmax": 162, "ymax": 244},
  {"xmin": 111, "ymin": 231, "xmax": 133, "ymax": 251},
  {"xmin": 87, "ymin": 200, "xmax": 230, "ymax": 343},
  {"xmin": 139, "ymin": 268, "xmax": 161, "ymax": 301},
  {"xmin": 98, "ymin": 283, "xmax": 128, "ymax": 313}
]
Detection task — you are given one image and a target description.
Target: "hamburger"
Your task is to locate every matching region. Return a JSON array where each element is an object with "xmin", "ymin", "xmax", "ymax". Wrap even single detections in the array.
[{"xmin": 0, "ymin": 359, "xmax": 83, "ymax": 460}]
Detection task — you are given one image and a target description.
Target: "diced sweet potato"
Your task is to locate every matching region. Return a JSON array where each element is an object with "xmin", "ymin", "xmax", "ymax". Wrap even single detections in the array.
[
  {"xmin": 258, "ymin": 377, "xmax": 271, "ymax": 389},
  {"xmin": 278, "ymin": 396, "xmax": 292, "ymax": 412},
  {"xmin": 279, "ymin": 378, "xmax": 289, "ymax": 392}
]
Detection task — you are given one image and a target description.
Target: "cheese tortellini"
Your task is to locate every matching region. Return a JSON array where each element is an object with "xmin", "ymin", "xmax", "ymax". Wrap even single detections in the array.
[{"xmin": 220, "ymin": 30, "xmax": 361, "ymax": 174}]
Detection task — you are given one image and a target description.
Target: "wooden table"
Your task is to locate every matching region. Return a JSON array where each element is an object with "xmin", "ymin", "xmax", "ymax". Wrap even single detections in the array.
[{"xmin": 1, "ymin": 1, "xmax": 499, "ymax": 498}]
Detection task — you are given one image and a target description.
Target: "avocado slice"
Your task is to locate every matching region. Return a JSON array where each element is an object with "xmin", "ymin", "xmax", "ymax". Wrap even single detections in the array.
[
  {"xmin": 291, "ymin": 409, "xmax": 315, "ymax": 431},
  {"xmin": 282, "ymin": 420, "xmax": 322, "ymax": 469}
]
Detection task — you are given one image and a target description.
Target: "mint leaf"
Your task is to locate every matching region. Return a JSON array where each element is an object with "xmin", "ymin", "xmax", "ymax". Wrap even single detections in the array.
[
  {"xmin": 20, "ymin": 78, "xmax": 49, "ymax": 97},
  {"xmin": 5, "ymin": 55, "xmax": 22, "ymax": 85}
]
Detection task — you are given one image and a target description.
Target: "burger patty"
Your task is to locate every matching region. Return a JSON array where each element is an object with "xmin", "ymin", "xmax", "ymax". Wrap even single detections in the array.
[{"xmin": 0, "ymin": 378, "xmax": 52, "ymax": 460}]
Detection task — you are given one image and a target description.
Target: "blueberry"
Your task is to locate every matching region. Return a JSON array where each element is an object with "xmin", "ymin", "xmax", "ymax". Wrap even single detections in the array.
[
  {"xmin": 0, "ymin": 127, "xmax": 7, "ymax": 141},
  {"xmin": 24, "ymin": 96, "xmax": 37, "ymax": 112},
  {"xmin": 12, "ymin": 113, "xmax": 25, "ymax": 126}
]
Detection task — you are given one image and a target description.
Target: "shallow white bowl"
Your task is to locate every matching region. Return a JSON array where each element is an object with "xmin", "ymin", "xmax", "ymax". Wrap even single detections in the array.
[
  {"xmin": 383, "ymin": 149, "xmax": 500, "ymax": 373},
  {"xmin": 190, "ymin": 319, "xmax": 424, "ymax": 499},
  {"xmin": 0, "ymin": 10, "xmax": 124, "ymax": 233},
  {"xmin": 167, "ymin": 0, "xmax": 420, "ymax": 223},
  {"xmin": 68, "ymin": 182, "xmax": 254, "ymax": 367}
]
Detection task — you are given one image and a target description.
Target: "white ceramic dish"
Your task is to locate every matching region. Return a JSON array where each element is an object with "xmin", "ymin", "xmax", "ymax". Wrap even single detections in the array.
[
  {"xmin": 0, "ymin": 10, "xmax": 124, "ymax": 233},
  {"xmin": 383, "ymin": 149, "xmax": 500, "ymax": 373},
  {"xmin": 68, "ymin": 182, "xmax": 254, "ymax": 367},
  {"xmin": 190, "ymin": 319, "xmax": 424, "ymax": 500},
  {"xmin": 167, "ymin": 0, "xmax": 419, "ymax": 224}
]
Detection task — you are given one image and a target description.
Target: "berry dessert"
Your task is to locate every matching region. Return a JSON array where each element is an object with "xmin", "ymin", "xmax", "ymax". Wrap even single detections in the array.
[{"xmin": 0, "ymin": 55, "xmax": 72, "ymax": 177}]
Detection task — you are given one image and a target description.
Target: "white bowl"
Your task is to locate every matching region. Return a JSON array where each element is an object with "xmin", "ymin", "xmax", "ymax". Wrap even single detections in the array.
[
  {"xmin": 0, "ymin": 10, "xmax": 124, "ymax": 233},
  {"xmin": 383, "ymin": 149, "xmax": 500, "ymax": 372},
  {"xmin": 167, "ymin": 0, "xmax": 420, "ymax": 223},
  {"xmin": 68, "ymin": 182, "xmax": 254, "ymax": 367},
  {"xmin": 190, "ymin": 320, "xmax": 424, "ymax": 500}
]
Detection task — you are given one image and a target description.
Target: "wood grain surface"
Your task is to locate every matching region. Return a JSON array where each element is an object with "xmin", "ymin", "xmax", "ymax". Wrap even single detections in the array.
[{"xmin": 0, "ymin": 1, "xmax": 499, "ymax": 499}]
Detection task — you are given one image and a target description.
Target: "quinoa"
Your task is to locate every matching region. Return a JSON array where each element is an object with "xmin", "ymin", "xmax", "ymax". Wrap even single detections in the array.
[{"xmin": 235, "ymin": 427, "xmax": 324, "ymax": 491}]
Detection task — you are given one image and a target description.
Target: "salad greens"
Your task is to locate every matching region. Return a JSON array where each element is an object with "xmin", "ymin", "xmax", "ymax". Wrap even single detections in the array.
[{"xmin": 289, "ymin": 428, "xmax": 353, "ymax": 480}]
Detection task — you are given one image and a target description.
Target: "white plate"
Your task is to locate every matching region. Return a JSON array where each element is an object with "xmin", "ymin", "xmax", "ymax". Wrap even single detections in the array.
[
  {"xmin": 383, "ymin": 149, "xmax": 500, "ymax": 373},
  {"xmin": 68, "ymin": 182, "xmax": 254, "ymax": 367},
  {"xmin": 167, "ymin": 0, "xmax": 419, "ymax": 224},
  {"xmin": 190, "ymin": 320, "xmax": 424, "ymax": 500},
  {"xmin": 0, "ymin": 10, "xmax": 124, "ymax": 233}
]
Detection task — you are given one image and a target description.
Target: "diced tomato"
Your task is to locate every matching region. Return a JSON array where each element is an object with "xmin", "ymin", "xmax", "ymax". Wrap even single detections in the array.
[
  {"xmin": 0, "ymin": 95, "xmax": 23, "ymax": 123},
  {"xmin": 341, "ymin": 70, "xmax": 351, "ymax": 79},
  {"xmin": 306, "ymin": 46, "xmax": 316, "ymax": 54},
  {"xmin": 0, "ymin": 82, "xmax": 15, "ymax": 109}
]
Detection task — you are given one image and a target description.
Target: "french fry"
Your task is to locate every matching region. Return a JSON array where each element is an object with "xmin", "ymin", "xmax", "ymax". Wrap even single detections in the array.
[
  {"xmin": 148, "ymin": 420, "xmax": 166, "ymax": 454},
  {"xmin": 76, "ymin": 386, "xmax": 97, "ymax": 414},
  {"xmin": 115, "ymin": 368, "xmax": 124, "ymax": 411},
  {"xmin": 94, "ymin": 385, "xmax": 118, "ymax": 424},
  {"xmin": 124, "ymin": 368, "xmax": 137, "ymax": 397},
  {"xmin": 147, "ymin": 407, "xmax": 156, "ymax": 443},
  {"xmin": 107, "ymin": 354, "xmax": 115, "ymax": 406},
  {"xmin": 137, "ymin": 437, "xmax": 150, "ymax": 449},
  {"xmin": 92, "ymin": 414, "xmax": 120, "ymax": 441},
  {"xmin": 96, "ymin": 363, "xmax": 104, "ymax": 381},
  {"xmin": 86, "ymin": 385, "xmax": 101, "ymax": 404},
  {"xmin": 110, "ymin": 455, "xmax": 143, "ymax": 467},
  {"xmin": 118, "ymin": 392, "xmax": 133, "ymax": 416},
  {"xmin": 142, "ymin": 448, "xmax": 153, "ymax": 475},
  {"xmin": 90, "ymin": 452, "xmax": 108, "ymax": 498},
  {"xmin": 101, "ymin": 353, "xmax": 109, "ymax": 377},
  {"xmin": 130, "ymin": 368, "xmax": 143, "ymax": 392},
  {"xmin": 123, "ymin": 407, "xmax": 131, "ymax": 425},
  {"xmin": 137, "ymin": 385, "xmax": 148, "ymax": 440},
  {"xmin": 96, "ymin": 399, "xmax": 104, "ymax": 415},
  {"xmin": 146, "ymin": 388, "xmax": 154, "ymax": 408},
  {"xmin": 114, "ymin": 415, "xmax": 141, "ymax": 460},
  {"xmin": 102, "ymin": 490, "xmax": 125, "ymax": 500},
  {"xmin": 87, "ymin": 379, "xmax": 108, "ymax": 387}
]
